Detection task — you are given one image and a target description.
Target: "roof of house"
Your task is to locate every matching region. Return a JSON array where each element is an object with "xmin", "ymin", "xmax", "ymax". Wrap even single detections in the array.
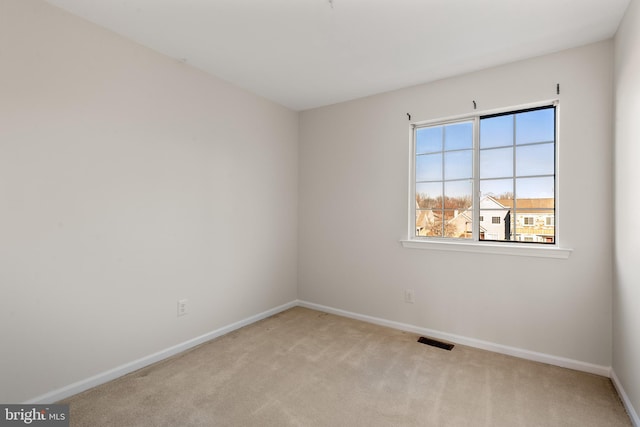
[
  {"xmin": 496, "ymin": 198, "xmax": 554, "ymax": 211},
  {"xmin": 416, "ymin": 209, "xmax": 435, "ymax": 228}
]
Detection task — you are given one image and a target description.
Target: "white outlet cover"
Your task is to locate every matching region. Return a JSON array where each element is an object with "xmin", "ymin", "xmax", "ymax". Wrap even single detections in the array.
[
  {"xmin": 177, "ymin": 299, "xmax": 188, "ymax": 316},
  {"xmin": 404, "ymin": 289, "xmax": 415, "ymax": 303}
]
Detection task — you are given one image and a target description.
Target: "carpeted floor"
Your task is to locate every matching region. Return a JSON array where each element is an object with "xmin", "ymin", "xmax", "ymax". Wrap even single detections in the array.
[{"xmin": 62, "ymin": 307, "xmax": 632, "ymax": 426}]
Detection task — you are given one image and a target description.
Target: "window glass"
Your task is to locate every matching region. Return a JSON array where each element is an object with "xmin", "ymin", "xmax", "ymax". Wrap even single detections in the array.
[
  {"xmin": 516, "ymin": 143, "xmax": 554, "ymax": 176},
  {"xmin": 480, "ymin": 115, "xmax": 513, "ymax": 148},
  {"xmin": 414, "ymin": 120, "xmax": 474, "ymax": 240},
  {"xmin": 445, "ymin": 150, "xmax": 473, "ymax": 180},
  {"xmin": 444, "ymin": 122, "xmax": 473, "ymax": 150},
  {"xmin": 480, "ymin": 147, "xmax": 513, "ymax": 179},
  {"xmin": 416, "ymin": 153, "xmax": 442, "ymax": 182},
  {"xmin": 416, "ymin": 126, "xmax": 442, "ymax": 154},
  {"xmin": 516, "ymin": 109, "xmax": 555, "ymax": 145}
]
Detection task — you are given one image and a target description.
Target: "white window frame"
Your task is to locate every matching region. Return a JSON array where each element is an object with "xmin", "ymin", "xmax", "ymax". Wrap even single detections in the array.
[{"xmin": 402, "ymin": 100, "xmax": 572, "ymax": 259}]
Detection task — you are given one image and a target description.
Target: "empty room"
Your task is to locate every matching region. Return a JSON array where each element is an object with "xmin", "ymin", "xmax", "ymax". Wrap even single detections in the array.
[{"xmin": 1, "ymin": 0, "xmax": 639, "ymax": 425}]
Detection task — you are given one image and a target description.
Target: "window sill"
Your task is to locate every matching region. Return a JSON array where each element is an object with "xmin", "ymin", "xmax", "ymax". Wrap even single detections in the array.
[{"xmin": 400, "ymin": 239, "xmax": 572, "ymax": 259}]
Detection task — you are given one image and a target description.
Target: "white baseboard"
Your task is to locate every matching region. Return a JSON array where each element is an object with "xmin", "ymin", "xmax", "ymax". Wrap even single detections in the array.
[
  {"xmin": 611, "ymin": 369, "xmax": 640, "ymax": 427},
  {"xmin": 297, "ymin": 300, "xmax": 611, "ymax": 377},
  {"xmin": 25, "ymin": 300, "xmax": 298, "ymax": 404},
  {"xmin": 26, "ymin": 299, "xmax": 619, "ymax": 407}
]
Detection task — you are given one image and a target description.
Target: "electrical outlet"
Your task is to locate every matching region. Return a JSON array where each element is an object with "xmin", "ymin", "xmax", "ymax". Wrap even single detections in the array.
[
  {"xmin": 177, "ymin": 299, "xmax": 188, "ymax": 317},
  {"xmin": 404, "ymin": 289, "xmax": 415, "ymax": 304}
]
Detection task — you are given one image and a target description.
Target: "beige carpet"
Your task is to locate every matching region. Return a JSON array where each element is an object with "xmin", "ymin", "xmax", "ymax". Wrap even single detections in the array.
[{"xmin": 62, "ymin": 307, "xmax": 631, "ymax": 426}]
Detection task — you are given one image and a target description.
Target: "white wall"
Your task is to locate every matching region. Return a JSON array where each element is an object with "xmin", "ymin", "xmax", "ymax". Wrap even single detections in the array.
[
  {"xmin": 299, "ymin": 41, "xmax": 614, "ymax": 367},
  {"xmin": 614, "ymin": 0, "xmax": 640, "ymax": 420},
  {"xmin": 0, "ymin": 0, "xmax": 298, "ymax": 403}
]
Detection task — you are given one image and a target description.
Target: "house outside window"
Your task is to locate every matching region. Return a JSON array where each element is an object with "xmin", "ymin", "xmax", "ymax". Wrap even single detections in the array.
[{"xmin": 412, "ymin": 104, "xmax": 556, "ymax": 245}]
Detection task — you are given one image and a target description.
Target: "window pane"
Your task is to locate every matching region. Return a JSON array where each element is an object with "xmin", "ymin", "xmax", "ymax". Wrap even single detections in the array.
[
  {"xmin": 479, "ymin": 209, "xmax": 512, "ymax": 241},
  {"xmin": 516, "ymin": 108, "xmax": 554, "ymax": 145},
  {"xmin": 416, "ymin": 182, "xmax": 442, "ymax": 209},
  {"xmin": 480, "ymin": 178, "xmax": 513, "ymax": 200},
  {"xmin": 416, "ymin": 126, "xmax": 442, "ymax": 154},
  {"xmin": 444, "ymin": 209, "xmax": 472, "ymax": 239},
  {"xmin": 416, "ymin": 210, "xmax": 443, "ymax": 237},
  {"xmin": 480, "ymin": 147, "xmax": 513, "ymax": 179},
  {"xmin": 480, "ymin": 115, "xmax": 513, "ymax": 148},
  {"xmin": 516, "ymin": 176, "xmax": 554, "ymax": 199},
  {"xmin": 444, "ymin": 181, "xmax": 472, "ymax": 209},
  {"xmin": 416, "ymin": 153, "xmax": 442, "ymax": 182},
  {"xmin": 514, "ymin": 209, "xmax": 555, "ymax": 243},
  {"xmin": 516, "ymin": 143, "xmax": 554, "ymax": 177},
  {"xmin": 444, "ymin": 122, "xmax": 473, "ymax": 150},
  {"xmin": 444, "ymin": 150, "xmax": 472, "ymax": 180}
]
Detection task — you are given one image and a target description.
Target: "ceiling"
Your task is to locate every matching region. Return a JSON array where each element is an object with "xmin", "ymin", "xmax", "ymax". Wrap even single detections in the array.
[{"xmin": 44, "ymin": 0, "xmax": 630, "ymax": 111}]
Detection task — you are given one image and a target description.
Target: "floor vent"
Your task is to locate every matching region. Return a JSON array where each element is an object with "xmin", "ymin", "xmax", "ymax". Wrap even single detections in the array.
[{"xmin": 417, "ymin": 336, "xmax": 454, "ymax": 351}]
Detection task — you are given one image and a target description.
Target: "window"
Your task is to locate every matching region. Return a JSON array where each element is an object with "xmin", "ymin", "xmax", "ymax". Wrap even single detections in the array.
[
  {"xmin": 414, "ymin": 120, "xmax": 473, "ymax": 238},
  {"xmin": 412, "ymin": 104, "xmax": 556, "ymax": 245}
]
